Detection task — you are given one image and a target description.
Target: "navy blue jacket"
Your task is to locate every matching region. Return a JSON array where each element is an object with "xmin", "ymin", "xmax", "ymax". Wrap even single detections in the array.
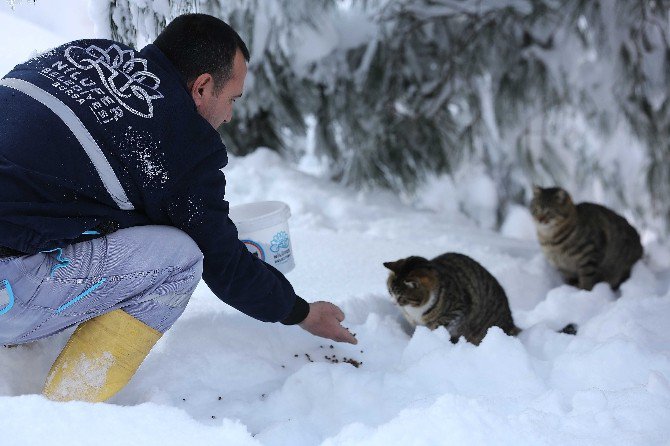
[{"xmin": 0, "ymin": 39, "xmax": 308, "ymax": 324}]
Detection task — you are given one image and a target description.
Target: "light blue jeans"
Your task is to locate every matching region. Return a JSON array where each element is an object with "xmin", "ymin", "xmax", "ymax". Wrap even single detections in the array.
[{"xmin": 0, "ymin": 225, "xmax": 203, "ymax": 344}]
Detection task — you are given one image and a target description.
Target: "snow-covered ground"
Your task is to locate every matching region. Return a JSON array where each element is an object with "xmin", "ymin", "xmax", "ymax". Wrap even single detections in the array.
[{"xmin": 1, "ymin": 6, "xmax": 670, "ymax": 446}]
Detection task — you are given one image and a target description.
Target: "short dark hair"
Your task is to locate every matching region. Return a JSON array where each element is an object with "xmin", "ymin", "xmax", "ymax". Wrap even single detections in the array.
[{"xmin": 154, "ymin": 13, "xmax": 250, "ymax": 90}]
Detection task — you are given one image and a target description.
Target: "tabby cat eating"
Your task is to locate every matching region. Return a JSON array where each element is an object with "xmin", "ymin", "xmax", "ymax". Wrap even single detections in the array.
[
  {"xmin": 530, "ymin": 186, "xmax": 643, "ymax": 291},
  {"xmin": 384, "ymin": 253, "xmax": 520, "ymax": 345}
]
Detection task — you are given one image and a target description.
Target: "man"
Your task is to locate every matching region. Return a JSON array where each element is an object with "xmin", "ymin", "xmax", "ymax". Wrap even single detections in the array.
[{"xmin": 0, "ymin": 13, "xmax": 355, "ymax": 402}]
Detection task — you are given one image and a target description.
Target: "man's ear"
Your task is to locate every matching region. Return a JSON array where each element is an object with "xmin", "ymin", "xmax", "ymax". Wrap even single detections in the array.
[{"xmin": 189, "ymin": 73, "xmax": 214, "ymax": 106}]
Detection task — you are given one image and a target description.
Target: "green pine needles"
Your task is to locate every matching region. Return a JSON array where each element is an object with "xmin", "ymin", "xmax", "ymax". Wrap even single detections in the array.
[{"xmin": 103, "ymin": 0, "xmax": 670, "ymax": 232}]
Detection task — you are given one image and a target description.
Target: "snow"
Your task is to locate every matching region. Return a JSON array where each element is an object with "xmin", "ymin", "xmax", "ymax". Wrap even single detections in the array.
[
  {"xmin": 1, "ymin": 8, "xmax": 670, "ymax": 446},
  {"xmin": 0, "ymin": 0, "xmax": 93, "ymax": 42},
  {"xmin": 500, "ymin": 204, "xmax": 537, "ymax": 240},
  {"xmin": 0, "ymin": 0, "xmax": 93, "ymax": 76},
  {"xmin": 290, "ymin": 18, "xmax": 339, "ymax": 76},
  {"xmin": 0, "ymin": 11, "xmax": 60, "ymax": 76}
]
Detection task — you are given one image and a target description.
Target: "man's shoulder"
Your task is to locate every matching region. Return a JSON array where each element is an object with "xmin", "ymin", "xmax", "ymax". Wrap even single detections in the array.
[
  {"xmin": 63, "ymin": 38, "xmax": 133, "ymax": 49},
  {"xmin": 37, "ymin": 39, "xmax": 135, "ymax": 60}
]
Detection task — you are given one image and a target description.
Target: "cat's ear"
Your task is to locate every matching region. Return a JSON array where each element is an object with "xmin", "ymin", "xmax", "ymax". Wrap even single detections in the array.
[
  {"xmin": 556, "ymin": 188, "xmax": 570, "ymax": 203},
  {"xmin": 383, "ymin": 259, "xmax": 405, "ymax": 273},
  {"xmin": 532, "ymin": 185, "xmax": 542, "ymax": 197}
]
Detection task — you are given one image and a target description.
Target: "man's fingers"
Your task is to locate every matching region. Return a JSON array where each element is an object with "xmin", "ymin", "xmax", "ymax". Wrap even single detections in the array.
[
  {"xmin": 335, "ymin": 324, "xmax": 357, "ymax": 344},
  {"xmin": 301, "ymin": 302, "xmax": 355, "ymax": 344},
  {"xmin": 323, "ymin": 302, "xmax": 345, "ymax": 322}
]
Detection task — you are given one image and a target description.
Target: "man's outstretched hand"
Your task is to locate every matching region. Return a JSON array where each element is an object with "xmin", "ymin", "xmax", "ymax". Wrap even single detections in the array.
[{"xmin": 299, "ymin": 301, "xmax": 357, "ymax": 344}]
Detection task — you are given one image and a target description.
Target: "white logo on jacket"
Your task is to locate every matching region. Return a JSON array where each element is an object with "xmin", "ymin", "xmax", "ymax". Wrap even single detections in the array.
[{"xmin": 64, "ymin": 44, "xmax": 163, "ymax": 119}]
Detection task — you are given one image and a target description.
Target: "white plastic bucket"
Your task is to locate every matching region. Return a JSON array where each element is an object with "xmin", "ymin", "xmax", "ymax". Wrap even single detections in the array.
[{"xmin": 229, "ymin": 201, "xmax": 295, "ymax": 274}]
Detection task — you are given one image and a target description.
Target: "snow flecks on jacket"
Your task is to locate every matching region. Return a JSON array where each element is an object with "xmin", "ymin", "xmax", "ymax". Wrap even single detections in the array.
[{"xmin": 116, "ymin": 126, "xmax": 169, "ymax": 188}]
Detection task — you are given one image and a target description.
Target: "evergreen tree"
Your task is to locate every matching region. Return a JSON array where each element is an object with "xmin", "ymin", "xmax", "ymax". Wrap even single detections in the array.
[
  {"xmin": 98, "ymin": 0, "xmax": 670, "ymax": 231},
  {"xmin": 97, "ymin": 0, "xmax": 335, "ymax": 157},
  {"xmin": 313, "ymin": 0, "xmax": 669, "ymax": 229}
]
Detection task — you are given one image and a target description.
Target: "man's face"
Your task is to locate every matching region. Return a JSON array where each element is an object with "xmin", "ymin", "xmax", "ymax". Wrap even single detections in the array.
[{"xmin": 191, "ymin": 49, "xmax": 247, "ymax": 129}]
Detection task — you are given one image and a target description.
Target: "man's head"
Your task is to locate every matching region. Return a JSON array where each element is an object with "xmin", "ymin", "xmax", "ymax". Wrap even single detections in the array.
[{"xmin": 154, "ymin": 14, "xmax": 250, "ymax": 128}]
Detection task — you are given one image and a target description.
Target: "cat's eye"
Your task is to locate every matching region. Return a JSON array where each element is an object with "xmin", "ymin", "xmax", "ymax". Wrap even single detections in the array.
[{"xmin": 404, "ymin": 281, "xmax": 416, "ymax": 289}]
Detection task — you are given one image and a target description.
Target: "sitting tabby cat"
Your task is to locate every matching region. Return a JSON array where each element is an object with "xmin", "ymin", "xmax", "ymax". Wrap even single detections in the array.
[
  {"xmin": 384, "ymin": 253, "xmax": 520, "ymax": 345},
  {"xmin": 530, "ymin": 186, "xmax": 643, "ymax": 291}
]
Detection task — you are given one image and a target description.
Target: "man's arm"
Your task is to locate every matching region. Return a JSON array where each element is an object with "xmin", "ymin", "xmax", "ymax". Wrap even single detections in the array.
[{"xmin": 162, "ymin": 151, "xmax": 355, "ymax": 343}]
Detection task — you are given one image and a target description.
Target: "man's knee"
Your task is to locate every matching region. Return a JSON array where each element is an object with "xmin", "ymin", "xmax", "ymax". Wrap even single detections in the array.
[
  {"xmin": 162, "ymin": 227, "xmax": 204, "ymax": 286},
  {"xmin": 159, "ymin": 226, "xmax": 204, "ymax": 266},
  {"xmin": 105, "ymin": 225, "xmax": 203, "ymax": 277}
]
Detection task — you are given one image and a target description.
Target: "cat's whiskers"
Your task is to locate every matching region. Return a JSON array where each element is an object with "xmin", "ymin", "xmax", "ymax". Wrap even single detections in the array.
[{"xmin": 535, "ymin": 219, "xmax": 559, "ymax": 236}]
